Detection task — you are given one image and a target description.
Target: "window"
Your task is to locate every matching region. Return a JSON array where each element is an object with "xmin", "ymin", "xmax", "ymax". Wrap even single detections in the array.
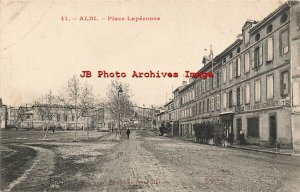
[
  {"xmin": 223, "ymin": 66, "xmax": 227, "ymax": 83},
  {"xmin": 223, "ymin": 92, "xmax": 227, "ymax": 109},
  {"xmin": 255, "ymin": 80, "xmax": 261, "ymax": 102},
  {"xmin": 237, "ymin": 47, "xmax": 241, "ymax": 53},
  {"xmin": 206, "ymin": 79, "xmax": 209, "ymax": 91},
  {"xmin": 72, "ymin": 115, "xmax": 75, "ymax": 121},
  {"xmin": 266, "ymin": 37, "xmax": 274, "ymax": 61},
  {"xmin": 229, "ymin": 62, "xmax": 233, "ymax": 80},
  {"xmin": 217, "ymin": 71, "xmax": 221, "ymax": 86},
  {"xmin": 255, "ymin": 33, "xmax": 260, "ymax": 41},
  {"xmin": 211, "ymin": 96, "xmax": 215, "ymax": 111},
  {"xmin": 202, "ymin": 79, "xmax": 206, "ymax": 93},
  {"xmin": 267, "ymin": 25, "xmax": 273, "ymax": 33},
  {"xmin": 281, "ymin": 71, "xmax": 289, "ymax": 96},
  {"xmin": 267, "ymin": 75, "xmax": 274, "ymax": 99},
  {"xmin": 64, "ymin": 115, "xmax": 68, "ymax": 121},
  {"xmin": 253, "ymin": 45, "xmax": 263, "ymax": 68},
  {"xmin": 237, "ymin": 87, "xmax": 241, "ymax": 106},
  {"xmin": 280, "ymin": 30, "xmax": 289, "ymax": 55},
  {"xmin": 216, "ymin": 94, "xmax": 220, "ymax": 110},
  {"xmin": 280, "ymin": 13, "xmax": 288, "ymax": 23},
  {"xmin": 199, "ymin": 102, "xmax": 202, "ymax": 113},
  {"xmin": 245, "ymin": 83, "xmax": 250, "ymax": 104},
  {"xmin": 247, "ymin": 117, "xmax": 259, "ymax": 138},
  {"xmin": 229, "ymin": 52, "xmax": 233, "ymax": 58},
  {"xmin": 228, "ymin": 90, "xmax": 233, "ymax": 108},
  {"xmin": 57, "ymin": 114, "xmax": 60, "ymax": 122},
  {"xmin": 236, "ymin": 57, "xmax": 241, "ymax": 77},
  {"xmin": 245, "ymin": 52, "xmax": 250, "ymax": 73},
  {"xmin": 207, "ymin": 98, "xmax": 210, "ymax": 112}
]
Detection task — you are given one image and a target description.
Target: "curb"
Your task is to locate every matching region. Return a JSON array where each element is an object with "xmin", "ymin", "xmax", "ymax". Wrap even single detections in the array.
[
  {"xmin": 164, "ymin": 134, "xmax": 299, "ymax": 156},
  {"xmin": 227, "ymin": 145, "xmax": 293, "ymax": 156}
]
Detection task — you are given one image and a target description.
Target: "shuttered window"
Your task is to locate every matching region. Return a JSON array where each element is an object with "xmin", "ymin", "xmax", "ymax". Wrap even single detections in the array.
[
  {"xmin": 223, "ymin": 66, "xmax": 227, "ymax": 83},
  {"xmin": 223, "ymin": 92, "xmax": 227, "ymax": 109},
  {"xmin": 245, "ymin": 83, "xmax": 250, "ymax": 104},
  {"xmin": 267, "ymin": 75, "xmax": 274, "ymax": 99},
  {"xmin": 216, "ymin": 94, "xmax": 220, "ymax": 110},
  {"xmin": 229, "ymin": 62, "xmax": 233, "ymax": 80},
  {"xmin": 211, "ymin": 97, "xmax": 214, "ymax": 111},
  {"xmin": 255, "ymin": 80, "xmax": 261, "ymax": 102},
  {"xmin": 266, "ymin": 37, "xmax": 274, "ymax": 61},
  {"xmin": 293, "ymin": 82, "xmax": 300, "ymax": 107},
  {"xmin": 236, "ymin": 57, "xmax": 241, "ymax": 77},
  {"xmin": 245, "ymin": 52, "xmax": 250, "ymax": 73}
]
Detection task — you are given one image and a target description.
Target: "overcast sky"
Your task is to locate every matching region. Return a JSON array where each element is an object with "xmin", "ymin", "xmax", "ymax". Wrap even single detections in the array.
[{"xmin": 0, "ymin": 0, "xmax": 286, "ymax": 107}]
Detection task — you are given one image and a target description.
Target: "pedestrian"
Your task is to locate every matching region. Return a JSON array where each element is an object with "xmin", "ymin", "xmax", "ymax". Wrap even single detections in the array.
[
  {"xmin": 126, "ymin": 128, "xmax": 130, "ymax": 139},
  {"xmin": 239, "ymin": 131, "xmax": 245, "ymax": 145},
  {"xmin": 228, "ymin": 132, "xmax": 234, "ymax": 145}
]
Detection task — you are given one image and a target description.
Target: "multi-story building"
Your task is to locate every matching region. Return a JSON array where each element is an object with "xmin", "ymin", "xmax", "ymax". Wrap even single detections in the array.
[
  {"xmin": 159, "ymin": 1, "xmax": 300, "ymax": 149},
  {"xmin": 18, "ymin": 104, "xmax": 92, "ymax": 130},
  {"xmin": 0, "ymin": 98, "xmax": 7, "ymax": 128}
]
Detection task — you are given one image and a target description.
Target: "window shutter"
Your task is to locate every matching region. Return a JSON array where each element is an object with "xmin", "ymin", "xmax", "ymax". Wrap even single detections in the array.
[
  {"xmin": 267, "ymin": 38, "xmax": 274, "ymax": 61},
  {"xmin": 237, "ymin": 58, "xmax": 241, "ymax": 76},
  {"xmin": 259, "ymin": 44, "xmax": 263, "ymax": 65},
  {"xmin": 297, "ymin": 11, "xmax": 300, "ymax": 29},
  {"xmin": 241, "ymin": 86, "xmax": 244, "ymax": 105},
  {"xmin": 232, "ymin": 60, "xmax": 237, "ymax": 77},
  {"xmin": 233, "ymin": 89, "xmax": 236, "ymax": 106},
  {"xmin": 251, "ymin": 50, "xmax": 255, "ymax": 69}
]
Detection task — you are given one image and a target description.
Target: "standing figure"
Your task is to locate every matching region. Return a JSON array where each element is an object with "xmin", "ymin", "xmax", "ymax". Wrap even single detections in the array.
[
  {"xmin": 126, "ymin": 128, "xmax": 131, "ymax": 139},
  {"xmin": 228, "ymin": 132, "xmax": 234, "ymax": 145}
]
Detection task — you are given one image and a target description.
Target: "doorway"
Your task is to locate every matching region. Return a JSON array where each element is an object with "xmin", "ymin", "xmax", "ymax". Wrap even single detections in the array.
[{"xmin": 269, "ymin": 115, "xmax": 277, "ymax": 145}]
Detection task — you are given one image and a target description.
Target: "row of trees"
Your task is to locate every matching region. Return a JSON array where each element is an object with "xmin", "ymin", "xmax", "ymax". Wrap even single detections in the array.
[
  {"xmin": 15, "ymin": 76, "xmax": 134, "ymax": 140},
  {"xmin": 193, "ymin": 121, "xmax": 226, "ymax": 145}
]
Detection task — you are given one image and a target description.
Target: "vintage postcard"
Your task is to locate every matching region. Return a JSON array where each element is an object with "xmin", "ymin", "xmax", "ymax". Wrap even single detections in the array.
[{"xmin": 1, "ymin": 0, "xmax": 300, "ymax": 191}]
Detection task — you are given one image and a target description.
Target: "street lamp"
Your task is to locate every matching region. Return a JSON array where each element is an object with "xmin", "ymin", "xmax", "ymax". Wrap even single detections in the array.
[{"xmin": 117, "ymin": 85, "xmax": 123, "ymax": 139}]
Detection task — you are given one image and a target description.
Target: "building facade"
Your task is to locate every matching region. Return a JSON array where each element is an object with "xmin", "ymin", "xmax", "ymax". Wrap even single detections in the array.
[{"xmin": 158, "ymin": 1, "xmax": 300, "ymax": 149}]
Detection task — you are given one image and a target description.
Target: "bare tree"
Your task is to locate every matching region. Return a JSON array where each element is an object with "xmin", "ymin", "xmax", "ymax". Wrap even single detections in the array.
[
  {"xmin": 60, "ymin": 75, "xmax": 94, "ymax": 141},
  {"xmin": 34, "ymin": 90, "xmax": 59, "ymax": 139},
  {"xmin": 105, "ymin": 80, "xmax": 134, "ymax": 137}
]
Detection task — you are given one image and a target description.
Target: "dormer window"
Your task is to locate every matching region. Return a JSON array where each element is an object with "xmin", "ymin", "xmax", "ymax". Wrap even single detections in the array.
[
  {"xmin": 255, "ymin": 33, "xmax": 260, "ymax": 41},
  {"xmin": 229, "ymin": 52, "xmax": 233, "ymax": 59},
  {"xmin": 267, "ymin": 25, "xmax": 273, "ymax": 33},
  {"xmin": 223, "ymin": 58, "xmax": 226, "ymax": 63},
  {"xmin": 237, "ymin": 47, "xmax": 241, "ymax": 54},
  {"xmin": 280, "ymin": 13, "xmax": 288, "ymax": 23}
]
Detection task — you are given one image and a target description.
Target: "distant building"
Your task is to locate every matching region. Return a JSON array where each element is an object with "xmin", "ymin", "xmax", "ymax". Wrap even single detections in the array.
[{"xmin": 0, "ymin": 98, "xmax": 7, "ymax": 128}]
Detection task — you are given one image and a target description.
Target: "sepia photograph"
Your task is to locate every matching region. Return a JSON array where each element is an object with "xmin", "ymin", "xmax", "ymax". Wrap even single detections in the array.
[{"xmin": 1, "ymin": 0, "xmax": 300, "ymax": 191}]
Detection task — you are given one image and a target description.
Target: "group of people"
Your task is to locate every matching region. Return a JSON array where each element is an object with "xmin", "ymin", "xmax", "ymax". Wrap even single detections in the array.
[{"xmin": 228, "ymin": 131, "xmax": 245, "ymax": 145}]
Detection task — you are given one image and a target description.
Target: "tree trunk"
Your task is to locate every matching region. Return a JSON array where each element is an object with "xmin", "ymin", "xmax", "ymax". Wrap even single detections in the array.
[{"xmin": 74, "ymin": 118, "xmax": 78, "ymax": 141}]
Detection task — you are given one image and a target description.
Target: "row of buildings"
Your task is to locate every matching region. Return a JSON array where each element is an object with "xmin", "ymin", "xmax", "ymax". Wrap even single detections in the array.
[
  {"xmin": 0, "ymin": 98, "xmax": 158, "ymax": 131},
  {"xmin": 156, "ymin": 1, "xmax": 300, "ymax": 150}
]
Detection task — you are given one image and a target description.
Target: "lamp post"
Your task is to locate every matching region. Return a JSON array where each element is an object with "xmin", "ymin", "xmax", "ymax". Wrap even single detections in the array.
[{"xmin": 117, "ymin": 85, "xmax": 123, "ymax": 139}]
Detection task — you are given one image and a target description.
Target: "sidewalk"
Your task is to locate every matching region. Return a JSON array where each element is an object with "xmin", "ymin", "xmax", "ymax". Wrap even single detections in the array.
[
  {"xmin": 228, "ymin": 143, "xmax": 300, "ymax": 156},
  {"xmin": 171, "ymin": 135, "xmax": 300, "ymax": 156}
]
